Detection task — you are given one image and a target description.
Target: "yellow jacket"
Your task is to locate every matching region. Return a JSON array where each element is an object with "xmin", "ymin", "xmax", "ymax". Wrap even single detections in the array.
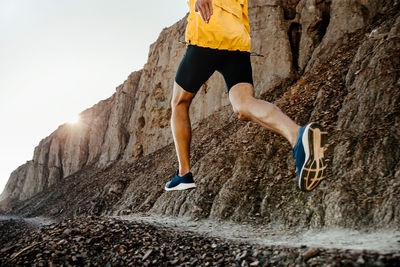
[{"xmin": 185, "ymin": 0, "xmax": 251, "ymax": 52}]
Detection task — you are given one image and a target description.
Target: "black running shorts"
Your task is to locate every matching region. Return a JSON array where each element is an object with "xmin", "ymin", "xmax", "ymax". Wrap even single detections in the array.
[{"xmin": 175, "ymin": 45, "xmax": 253, "ymax": 94}]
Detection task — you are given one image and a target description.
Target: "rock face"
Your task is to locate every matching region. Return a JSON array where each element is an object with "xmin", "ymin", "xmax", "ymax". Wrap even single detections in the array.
[{"xmin": 1, "ymin": 0, "xmax": 399, "ymax": 230}]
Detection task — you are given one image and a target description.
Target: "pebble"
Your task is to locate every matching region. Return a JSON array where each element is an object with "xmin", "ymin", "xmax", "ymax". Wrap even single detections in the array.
[
  {"xmin": 250, "ymin": 260, "xmax": 260, "ymax": 266},
  {"xmin": 357, "ymin": 255, "xmax": 366, "ymax": 264},
  {"xmin": 142, "ymin": 249, "xmax": 152, "ymax": 260},
  {"xmin": 303, "ymin": 248, "xmax": 320, "ymax": 261},
  {"xmin": 62, "ymin": 229, "xmax": 72, "ymax": 236}
]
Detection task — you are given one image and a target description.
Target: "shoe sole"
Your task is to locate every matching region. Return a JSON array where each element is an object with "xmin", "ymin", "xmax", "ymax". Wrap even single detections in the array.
[
  {"xmin": 165, "ymin": 183, "xmax": 196, "ymax": 191},
  {"xmin": 299, "ymin": 123, "xmax": 327, "ymax": 191}
]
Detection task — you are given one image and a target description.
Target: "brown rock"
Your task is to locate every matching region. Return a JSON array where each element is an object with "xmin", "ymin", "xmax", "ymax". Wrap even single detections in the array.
[{"xmin": 303, "ymin": 248, "xmax": 320, "ymax": 261}]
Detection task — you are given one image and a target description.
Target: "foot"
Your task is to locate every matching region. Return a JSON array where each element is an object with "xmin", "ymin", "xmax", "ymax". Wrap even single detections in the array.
[
  {"xmin": 165, "ymin": 170, "xmax": 196, "ymax": 191},
  {"xmin": 292, "ymin": 123, "xmax": 327, "ymax": 191}
]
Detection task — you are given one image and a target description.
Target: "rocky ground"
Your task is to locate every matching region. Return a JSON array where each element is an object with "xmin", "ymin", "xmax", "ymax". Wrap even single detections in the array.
[{"xmin": 0, "ymin": 215, "xmax": 399, "ymax": 266}]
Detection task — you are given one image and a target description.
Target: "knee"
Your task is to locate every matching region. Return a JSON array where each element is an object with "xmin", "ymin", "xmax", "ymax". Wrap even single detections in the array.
[
  {"xmin": 232, "ymin": 99, "xmax": 251, "ymax": 121},
  {"xmin": 229, "ymin": 84, "xmax": 255, "ymax": 121},
  {"xmin": 171, "ymin": 97, "xmax": 191, "ymax": 112},
  {"xmin": 171, "ymin": 83, "xmax": 195, "ymax": 112}
]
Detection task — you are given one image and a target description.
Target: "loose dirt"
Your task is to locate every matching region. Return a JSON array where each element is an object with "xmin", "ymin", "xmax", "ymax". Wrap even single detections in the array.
[{"xmin": 115, "ymin": 213, "xmax": 400, "ymax": 254}]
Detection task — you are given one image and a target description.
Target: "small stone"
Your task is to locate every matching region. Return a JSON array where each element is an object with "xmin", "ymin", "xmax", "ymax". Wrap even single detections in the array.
[
  {"xmin": 357, "ymin": 255, "xmax": 365, "ymax": 264},
  {"xmin": 119, "ymin": 245, "xmax": 127, "ymax": 255},
  {"xmin": 142, "ymin": 249, "xmax": 153, "ymax": 261},
  {"xmin": 252, "ymin": 249, "xmax": 259, "ymax": 257},
  {"xmin": 303, "ymin": 248, "xmax": 320, "ymax": 261},
  {"xmin": 250, "ymin": 260, "xmax": 260, "ymax": 266},
  {"xmin": 239, "ymin": 250, "xmax": 248, "ymax": 259},
  {"xmin": 57, "ymin": 239, "xmax": 67, "ymax": 245},
  {"xmin": 63, "ymin": 229, "xmax": 72, "ymax": 236}
]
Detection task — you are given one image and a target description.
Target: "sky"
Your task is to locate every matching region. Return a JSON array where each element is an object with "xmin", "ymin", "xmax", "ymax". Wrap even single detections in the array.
[{"xmin": 0, "ymin": 0, "xmax": 188, "ymax": 195}]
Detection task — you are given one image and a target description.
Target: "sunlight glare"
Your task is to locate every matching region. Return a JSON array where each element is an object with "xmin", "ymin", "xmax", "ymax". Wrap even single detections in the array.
[{"xmin": 67, "ymin": 113, "xmax": 81, "ymax": 125}]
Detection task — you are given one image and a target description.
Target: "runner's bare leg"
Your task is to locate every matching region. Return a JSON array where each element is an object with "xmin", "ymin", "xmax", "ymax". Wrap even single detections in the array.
[
  {"xmin": 170, "ymin": 82, "xmax": 195, "ymax": 176},
  {"xmin": 229, "ymin": 83, "xmax": 300, "ymax": 148}
]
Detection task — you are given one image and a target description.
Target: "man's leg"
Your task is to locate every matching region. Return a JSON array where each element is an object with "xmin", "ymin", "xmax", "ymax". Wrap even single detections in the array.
[
  {"xmin": 228, "ymin": 82, "xmax": 327, "ymax": 191},
  {"xmin": 165, "ymin": 82, "xmax": 197, "ymax": 191},
  {"xmin": 166, "ymin": 45, "xmax": 216, "ymax": 191},
  {"xmin": 170, "ymin": 82, "xmax": 196, "ymax": 176},
  {"xmin": 228, "ymin": 83, "xmax": 300, "ymax": 148}
]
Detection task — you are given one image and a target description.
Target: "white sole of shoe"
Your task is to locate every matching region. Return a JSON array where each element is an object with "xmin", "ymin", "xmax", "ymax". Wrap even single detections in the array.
[
  {"xmin": 299, "ymin": 123, "xmax": 312, "ymax": 190},
  {"xmin": 165, "ymin": 183, "xmax": 196, "ymax": 191}
]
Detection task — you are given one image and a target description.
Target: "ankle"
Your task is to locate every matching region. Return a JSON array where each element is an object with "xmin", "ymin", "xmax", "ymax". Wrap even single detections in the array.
[
  {"xmin": 179, "ymin": 169, "xmax": 190, "ymax": 177},
  {"xmin": 290, "ymin": 125, "xmax": 301, "ymax": 149}
]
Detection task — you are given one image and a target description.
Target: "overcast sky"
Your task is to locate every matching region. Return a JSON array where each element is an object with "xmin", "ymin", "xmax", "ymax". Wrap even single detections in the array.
[{"xmin": 0, "ymin": 0, "xmax": 187, "ymax": 194}]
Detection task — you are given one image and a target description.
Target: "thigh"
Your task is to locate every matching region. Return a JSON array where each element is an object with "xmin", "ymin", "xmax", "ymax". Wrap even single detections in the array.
[
  {"xmin": 175, "ymin": 45, "xmax": 218, "ymax": 94},
  {"xmin": 217, "ymin": 50, "xmax": 253, "ymax": 92}
]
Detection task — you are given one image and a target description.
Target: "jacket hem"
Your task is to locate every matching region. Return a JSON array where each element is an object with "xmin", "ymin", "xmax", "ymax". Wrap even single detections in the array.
[{"xmin": 186, "ymin": 40, "xmax": 251, "ymax": 53}]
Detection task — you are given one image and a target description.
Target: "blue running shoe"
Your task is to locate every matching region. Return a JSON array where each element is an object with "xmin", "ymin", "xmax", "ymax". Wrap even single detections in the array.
[
  {"xmin": 292, "ymin": 123, "xmax": 327, "ymax": 191},
  {"xmin": 165, "ymin": 170, "xmax": 196, "ymax": 191}
]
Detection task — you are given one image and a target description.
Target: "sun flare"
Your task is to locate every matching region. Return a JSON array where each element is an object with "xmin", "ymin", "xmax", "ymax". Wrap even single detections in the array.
[{"xmin": 67, "ymin": 113, "xmax": 81, "ymax": 125}]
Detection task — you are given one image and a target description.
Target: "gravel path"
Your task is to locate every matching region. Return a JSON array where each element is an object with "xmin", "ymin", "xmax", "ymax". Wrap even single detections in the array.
[
  {"xmin": 0, "ymin": 215, "xmax": 399, "ymax": 266},
  {"xmin": 115, "ymin": 214, "xmax": 400, "ymax": 254}
]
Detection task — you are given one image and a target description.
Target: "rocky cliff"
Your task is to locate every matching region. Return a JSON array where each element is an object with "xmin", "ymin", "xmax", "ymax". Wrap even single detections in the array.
[{"xmin": 1, "ymin": 0, "xmax": 399, "ymax": 230}]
